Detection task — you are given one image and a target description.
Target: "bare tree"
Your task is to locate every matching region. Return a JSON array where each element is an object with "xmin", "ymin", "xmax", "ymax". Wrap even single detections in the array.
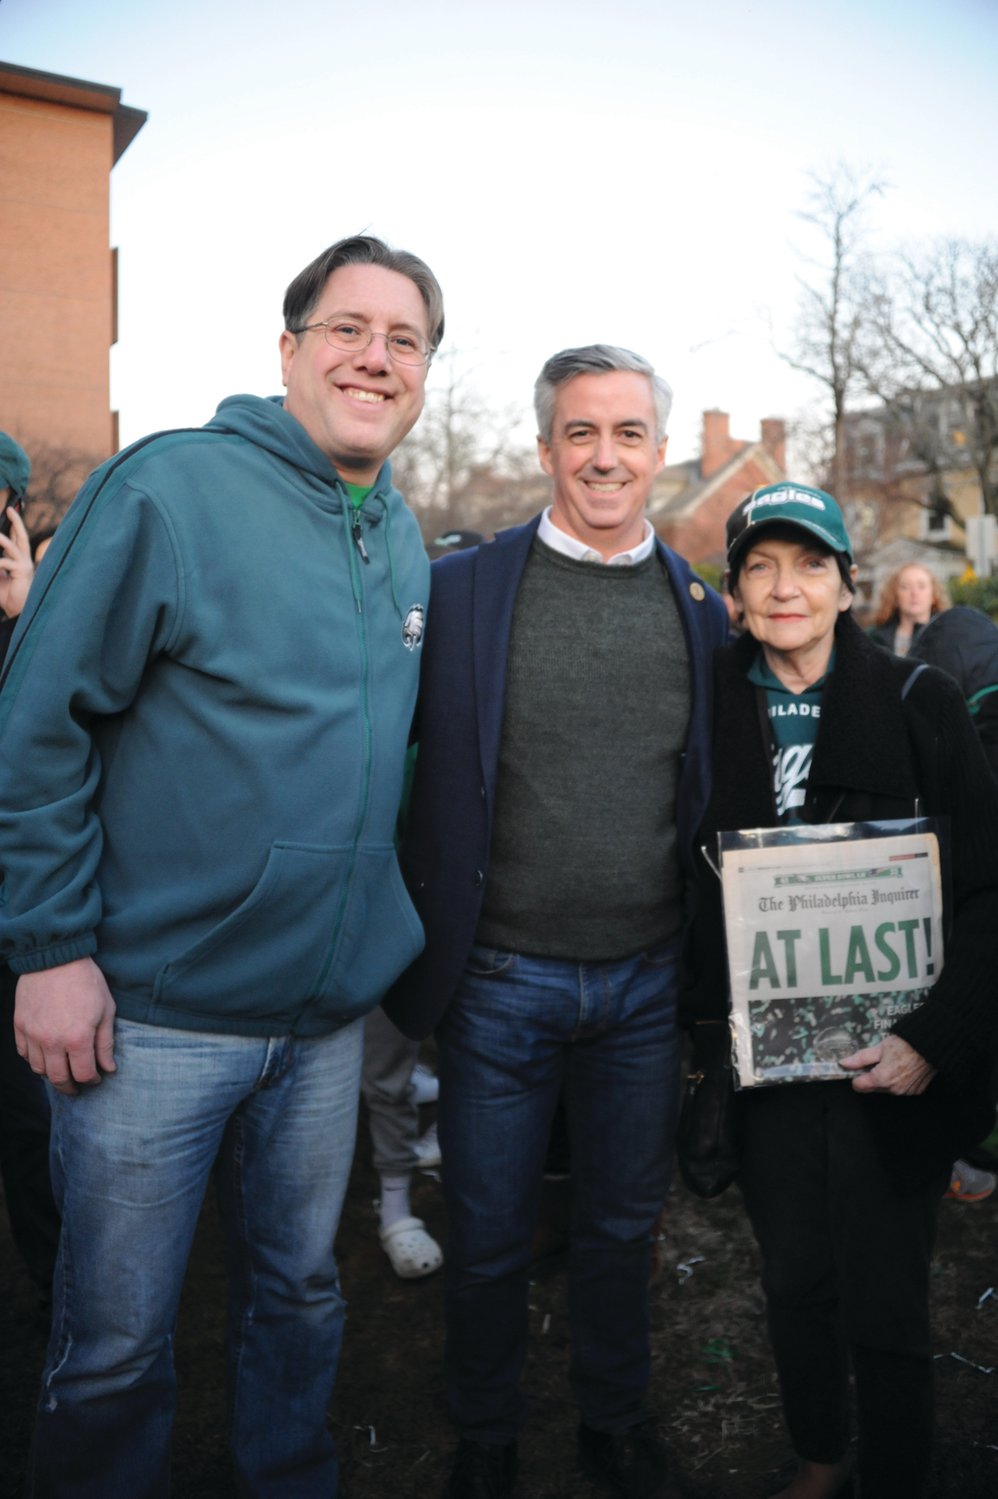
[
  {"xmin": 855, "ymin": 238, "xmax": 998, "ymax": 519},
  {"xmin": 391, "ymin": 350, "xmax": 538, "ymax": 544},
  {"xmin": 779, "ymin": 164, "xmax": 886, "ymax": 497},
  {"xmin": 17, "ymin": 439, "xmax": 100, "ymax": 534}
]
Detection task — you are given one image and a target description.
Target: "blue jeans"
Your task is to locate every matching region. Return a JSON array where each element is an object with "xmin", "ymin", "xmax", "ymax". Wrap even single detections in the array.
[
  {"xmin": 29, "ymin": 1016, "xmax": 364, "ymax": 1499},
  {"xmin": 436, "ymin": 941, "xmax": 682, "ymax": 1444}
]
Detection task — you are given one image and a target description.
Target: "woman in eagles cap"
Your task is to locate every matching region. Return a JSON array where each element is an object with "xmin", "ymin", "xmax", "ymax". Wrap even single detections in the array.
[{"xmin": 682, "ymin": 482, "xmax": 998, "ymax": 1498}]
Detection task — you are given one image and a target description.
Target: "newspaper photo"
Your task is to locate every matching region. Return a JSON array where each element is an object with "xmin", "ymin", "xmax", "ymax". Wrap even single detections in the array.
[{"xmin": 718, "ymin": 819, "xmax": 945, "ymax": 1089}]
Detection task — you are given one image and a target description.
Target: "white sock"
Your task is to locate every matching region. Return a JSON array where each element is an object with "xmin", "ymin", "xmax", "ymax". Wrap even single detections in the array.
[{"xmin": 379, "ymin": 1173, "xmax": 412, "ymax": 1232}]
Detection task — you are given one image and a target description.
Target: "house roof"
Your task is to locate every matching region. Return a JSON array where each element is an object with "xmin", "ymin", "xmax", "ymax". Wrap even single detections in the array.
[
  {"xmin": 867, "ymin": 534, "xmax": 965, "ymax": 576},
  {"xmin": 649, "ymin": 440, "xmax": 784, "ymax": 521},
  {"xmin": 0, "ymin": 59, "xmax": 147, "ymax": 164}
]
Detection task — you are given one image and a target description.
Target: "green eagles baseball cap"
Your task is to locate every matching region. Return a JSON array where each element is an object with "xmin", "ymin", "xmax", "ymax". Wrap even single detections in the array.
[
  {"xmin": 0, "ymin": 432, "xmax": 30, "ymax": 499},
  {"xmin": 726, "ymin": 482, "xmax": 853, "ymax": 572}
]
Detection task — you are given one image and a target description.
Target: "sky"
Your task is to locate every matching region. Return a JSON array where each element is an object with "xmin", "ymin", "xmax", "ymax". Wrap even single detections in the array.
[{"xmin": 3, "ymin": 0, "xmax": 997, "ymax": 469}]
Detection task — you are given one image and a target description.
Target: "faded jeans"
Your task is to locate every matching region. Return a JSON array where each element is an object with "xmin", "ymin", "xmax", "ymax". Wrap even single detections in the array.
[{"xmin": 28, "ymin": 1016, "xmax": 363, "ymax": 1499}]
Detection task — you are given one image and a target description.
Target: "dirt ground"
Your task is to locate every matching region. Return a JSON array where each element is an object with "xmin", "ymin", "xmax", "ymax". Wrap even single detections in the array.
[{"xmin": 1, "ymin": 1101, "xmax": 996, "ymax": 1499}]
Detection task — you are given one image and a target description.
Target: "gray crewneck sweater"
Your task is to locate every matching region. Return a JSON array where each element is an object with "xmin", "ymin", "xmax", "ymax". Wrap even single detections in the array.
[{"xmin": 476, "ymin": 539, "xmax": 691, "ymax": 960}]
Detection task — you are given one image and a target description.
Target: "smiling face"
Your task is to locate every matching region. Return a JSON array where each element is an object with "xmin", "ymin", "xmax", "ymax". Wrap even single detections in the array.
[
  {"xmin": 537, "ymin": 370, "xmax": 667, "ymax": 559},
  {"xmin": 733, "ymin": 531, "xmax": 854, "ymax": 682},
  {"xmin": 895, "ymin": 565, "xmax": 936, "ymax": 627},
  {"xmin": 279, "ymin": 262, "xmax": 430, "ymax": 483}
]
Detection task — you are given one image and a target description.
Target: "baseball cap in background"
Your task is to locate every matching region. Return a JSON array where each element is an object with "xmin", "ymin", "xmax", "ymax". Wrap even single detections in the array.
[
  {"xmin": 725, "ymin": 482, "xmax": 853, "ymax": 572},
  {"xmin": 0, "ymin": 433, "xmax": 30, "ymax": 499}
]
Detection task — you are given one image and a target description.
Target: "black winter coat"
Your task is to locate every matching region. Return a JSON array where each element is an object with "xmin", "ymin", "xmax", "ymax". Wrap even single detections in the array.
[
  {"xmin": 682, "ymin": 611, "xmax": 998, "ymax": 1189},
  {"xmin": 909, "ymin": 605, "xmax": 998, "ymax": 778},
  {"xmin": 867, "ymin": 615, "xmax": 926, "ymax": 654}
]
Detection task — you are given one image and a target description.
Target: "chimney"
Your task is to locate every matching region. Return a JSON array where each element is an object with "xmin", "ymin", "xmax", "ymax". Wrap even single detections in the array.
[
  {"xmin": 701, "ymin": 409, "xmax": 730, "ymax": 479},
  {"xmin": 761, "ymin": 417, "xmax": 786, "ymax": 472}
]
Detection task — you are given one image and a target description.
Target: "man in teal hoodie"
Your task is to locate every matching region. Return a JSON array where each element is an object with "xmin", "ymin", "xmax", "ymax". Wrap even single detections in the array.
[{"xmin": 0, "ymin": 234, "xmax": 442, "ymax": 1498}]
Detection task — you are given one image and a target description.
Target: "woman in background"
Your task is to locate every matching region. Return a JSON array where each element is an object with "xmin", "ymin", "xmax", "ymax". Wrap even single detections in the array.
[{"xmin": 869, "ymin": 562, "xmax": 948, "ymax": 656}]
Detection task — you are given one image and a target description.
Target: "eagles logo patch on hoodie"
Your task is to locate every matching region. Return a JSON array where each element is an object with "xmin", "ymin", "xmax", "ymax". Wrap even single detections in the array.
[{"xmin": 402, "ymin": 603, "xmax": 425, "ymax": 650}]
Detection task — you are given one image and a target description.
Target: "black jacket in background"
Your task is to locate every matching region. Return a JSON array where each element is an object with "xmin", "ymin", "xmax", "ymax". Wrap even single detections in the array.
[
  {"xmin": 867, "ymin": 615, "xmax": 926, "ymax": 654},
  {"xmin": 909, "ymin": 605, "xmax": 998, "ymax": 778}
]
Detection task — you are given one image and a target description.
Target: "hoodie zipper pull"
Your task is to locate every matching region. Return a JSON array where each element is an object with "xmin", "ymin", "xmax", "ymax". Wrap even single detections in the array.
[{"xmin": 352, "ymin": 513, "xmax": 370, "ymax": 564}]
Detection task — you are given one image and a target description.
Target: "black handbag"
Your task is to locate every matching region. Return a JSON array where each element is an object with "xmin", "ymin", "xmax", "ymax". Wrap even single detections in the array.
[{"xmin": 676, "ymin": 1021, "xmax": 740, "ymax": 1198}]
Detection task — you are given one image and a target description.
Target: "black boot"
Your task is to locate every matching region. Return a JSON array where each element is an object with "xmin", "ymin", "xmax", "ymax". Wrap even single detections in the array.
[{"xmin": 442, "ymin": 1438, "xmax": 518, "ymax": 1499}]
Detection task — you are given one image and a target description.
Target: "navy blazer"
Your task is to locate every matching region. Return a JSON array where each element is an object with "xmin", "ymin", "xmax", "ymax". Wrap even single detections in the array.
[{"xmin": 382, "ymin": 514, "xmax": 729, "ymax": 1040}]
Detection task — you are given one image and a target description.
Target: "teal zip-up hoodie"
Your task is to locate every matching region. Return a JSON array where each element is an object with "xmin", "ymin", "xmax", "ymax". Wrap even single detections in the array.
[{"xmin": 0, "ymin": 395, "xmax": 429, "ymax": 1036}]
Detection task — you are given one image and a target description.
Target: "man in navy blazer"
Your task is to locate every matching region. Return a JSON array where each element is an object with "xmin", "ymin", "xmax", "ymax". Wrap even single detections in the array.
[{"xmin": 384, "ymin": 345, "xmax": 727, "ymax": 1499}]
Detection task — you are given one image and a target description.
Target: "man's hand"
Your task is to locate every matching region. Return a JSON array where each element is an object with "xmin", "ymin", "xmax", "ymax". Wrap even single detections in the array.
[
  {"xmin": 839, "ymin": 1034, "xmax": 936, "ymax": 1096},
  {"xmin": 14, "ymin": 958, "xmax": 117, "ymax": 1096},
  {"xmin": 0, "ymin": 507, "xmax": 35, "ymax": 619}
]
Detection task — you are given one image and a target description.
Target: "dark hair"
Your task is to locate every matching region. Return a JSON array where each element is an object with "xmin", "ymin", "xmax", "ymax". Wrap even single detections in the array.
[
  {"xmin": 282, "ymin": 234, "xmax": 445, "ymax": 352},
  {"xmin": 729, "ymin": 521, "xmax": 856, "ymax": 594},
  {"xmin": 30, "ymin": 524, "xmax": 58, "ymax": 561}
]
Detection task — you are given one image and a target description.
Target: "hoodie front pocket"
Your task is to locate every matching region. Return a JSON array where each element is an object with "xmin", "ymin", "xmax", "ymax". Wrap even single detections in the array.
[
  {"xmin": 152, "ymin": 842, "xmax": 354, "ymax": 1022},
  {"xmin": 323, "ymin": 844, "xmax": 425, "ymax": 1015}
]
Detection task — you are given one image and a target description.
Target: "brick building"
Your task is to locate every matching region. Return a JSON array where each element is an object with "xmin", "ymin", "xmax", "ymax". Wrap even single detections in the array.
[
  {"xmin": 0, "ymin": 60, "xmax": 146, "ymax": 514},
  {"xmin": 650, "ymin": 408, "xmax": 786, "ymax": 568}
]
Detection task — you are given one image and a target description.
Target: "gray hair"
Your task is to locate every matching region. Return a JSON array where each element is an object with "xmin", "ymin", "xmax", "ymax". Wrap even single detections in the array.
[
  {"xmin": 534, "ymin": 344, "xmax": 673, "ymax": 443},
  {"xmin": 283, "ymin": 234, "xmax": 445, "ymax": 353}
]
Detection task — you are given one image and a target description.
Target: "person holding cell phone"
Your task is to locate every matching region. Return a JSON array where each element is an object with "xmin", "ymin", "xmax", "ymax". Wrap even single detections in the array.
[
  {"xmin": 0, "ymin": 432, "xmax": 62, "ymax": 1318},
  {"xmin": 0, "ymin": 431, "xmax": 34, "ymax": 634}
]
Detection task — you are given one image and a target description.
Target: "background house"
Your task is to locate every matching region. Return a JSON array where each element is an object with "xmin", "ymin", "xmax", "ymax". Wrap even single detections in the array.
[
  {"xmin": 840, "ymin": 385, "xmax": 996, "ymax": 602},
  {"xmin": 649, "ymin": 409, "xmax": 787, "ymax": 568}
]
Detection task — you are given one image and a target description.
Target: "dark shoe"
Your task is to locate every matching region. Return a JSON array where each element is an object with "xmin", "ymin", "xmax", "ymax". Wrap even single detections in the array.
[
  {"xmin": 578, "ymin": 1420, "xmax": 678, "ymax": 1498},
  {"xmin": 442, "ymin": 1438, "xmax": 518, "ymax": 1498}
]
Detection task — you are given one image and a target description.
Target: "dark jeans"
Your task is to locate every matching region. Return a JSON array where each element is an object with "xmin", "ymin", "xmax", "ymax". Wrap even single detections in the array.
[
  {"xmin": 738, "ymin": 1081, "xmax": 947, "ymax": 1497},
  {"xmin": 437, "ymin": 940, "xmax": 682, "ymax": 1444},
  {"xmin": 0, "ymin": 971, "xmax": 59, "ymax": 1295}
]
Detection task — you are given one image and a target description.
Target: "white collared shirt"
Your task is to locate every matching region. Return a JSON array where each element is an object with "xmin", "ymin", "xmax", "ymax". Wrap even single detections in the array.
[{"xmin": 537, "ymin": 508, "xmax": 656, "ymax": 567}]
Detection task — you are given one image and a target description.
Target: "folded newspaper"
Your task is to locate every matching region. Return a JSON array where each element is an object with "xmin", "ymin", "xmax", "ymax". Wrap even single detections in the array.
[{"xmin": 718, "ymin": 819, "xmax": 945, "ymax": 1088}]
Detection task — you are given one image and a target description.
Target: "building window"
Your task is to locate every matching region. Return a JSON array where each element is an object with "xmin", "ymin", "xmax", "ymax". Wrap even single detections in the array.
[{"xmin": 921, "ymin": 505, "xmax": 951, "ymax": 541}]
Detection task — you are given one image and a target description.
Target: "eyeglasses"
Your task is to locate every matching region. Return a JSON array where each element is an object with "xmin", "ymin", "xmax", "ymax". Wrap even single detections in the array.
[{"xmin": 290, "ymin": 318, "xmax": 432, "ymax": 366}]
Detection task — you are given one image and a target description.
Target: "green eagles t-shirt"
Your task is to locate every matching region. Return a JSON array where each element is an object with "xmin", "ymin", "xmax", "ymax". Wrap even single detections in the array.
[{"xmin": 748, "ymin": 650, "xmax": 832, "ymax": 823}]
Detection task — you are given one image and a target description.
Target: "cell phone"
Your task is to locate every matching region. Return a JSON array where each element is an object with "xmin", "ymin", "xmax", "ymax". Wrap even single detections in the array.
[{"xmin": 0, "ymin": 496, "xmax": 24, "ymax": 538}]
